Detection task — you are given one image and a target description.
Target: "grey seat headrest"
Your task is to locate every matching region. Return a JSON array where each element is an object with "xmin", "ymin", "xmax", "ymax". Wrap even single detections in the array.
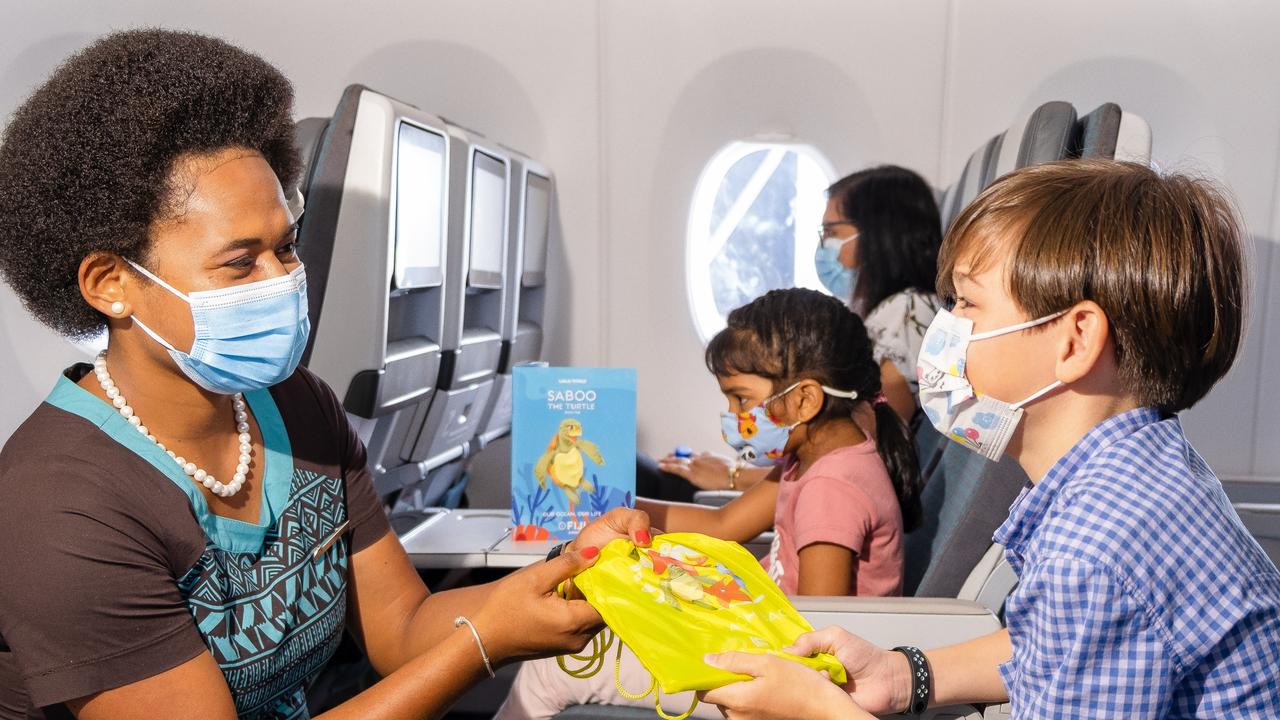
[
  {"xmin": 993, "ymin": 100, "xmax": 1078, "ymax": 179},
  {"xmin": 1077, "ymin": 102, "xmax": 1123, "ymax": 159},
  {"xmin": 940, "ymin": 101, "xmax": 1078, "ymax": 232},
  {"xmin": 1114, "ymin": 110, "xmax": 1153, "ymax": 163},
  {"xmin": 1074, "ymin": 103, "xmax": 1153, "ymax": 164}
]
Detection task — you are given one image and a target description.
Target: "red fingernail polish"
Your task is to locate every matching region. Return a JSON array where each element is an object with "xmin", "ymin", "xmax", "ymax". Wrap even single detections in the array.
[
  {"xmin": 637, "ymin": 529, "xmax": 652, "ymax": 545},
  {"xmin": 581, "ymin": 546, "xmax": 599, "ymax": 559}
]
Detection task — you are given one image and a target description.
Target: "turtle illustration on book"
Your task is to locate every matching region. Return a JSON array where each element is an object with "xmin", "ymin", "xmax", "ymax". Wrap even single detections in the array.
[{"xmin": 535, "ymin": 418, "xmax": 606, "ymax": 528}]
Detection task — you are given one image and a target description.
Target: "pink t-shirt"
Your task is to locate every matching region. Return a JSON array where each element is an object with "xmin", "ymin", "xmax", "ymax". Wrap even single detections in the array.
[{"xmin": 759, "ymin": 441, "xmax": 905, "ymax": 596}]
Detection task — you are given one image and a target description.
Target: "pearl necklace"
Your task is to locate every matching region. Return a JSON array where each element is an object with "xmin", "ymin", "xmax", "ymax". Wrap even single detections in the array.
[{"xmin": 93, "ymin": 350, "xmax": 253, "ymax": 498}]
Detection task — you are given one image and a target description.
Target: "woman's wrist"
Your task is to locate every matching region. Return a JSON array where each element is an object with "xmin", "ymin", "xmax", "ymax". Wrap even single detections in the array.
[{"xmin": 453, "ymin": 616, "xmax": 496, "ymax": 677}]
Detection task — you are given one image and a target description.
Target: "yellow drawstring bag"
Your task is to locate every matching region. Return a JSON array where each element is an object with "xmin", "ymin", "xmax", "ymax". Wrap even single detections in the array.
[{"xmin": 558, "ymin": 532, "xmax": 847, "ymax": 719}]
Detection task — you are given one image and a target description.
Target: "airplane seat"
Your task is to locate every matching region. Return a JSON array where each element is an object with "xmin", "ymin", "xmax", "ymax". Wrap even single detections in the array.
[
  {"xmin": 904, "ymin": 443, "xmax": 1027, "ymax": 599},
  {"xmin": 293, "ymin": 117, "xmax": 330, "ymax": 185},
  {"xmin": 392, "ymin": 124, "xmax": 512, "ymax": 512},
  {"xmin": 294, "ymin": 84, "xmax": 451, "ymax": 503},
  {"xmin": 1221, "ymin": 479, "xmax": 1280, "ymax": 568},
  {"xmin": 1075, "ymin": 102, "xmax": 1122, "ymax": 159},
  {"xmin": 1075, "ymin": 103, "xmax": 1153, "ymax": 164},
  {"xmin": 939, "ymin": 100, "xmax": 1077, "ymax": 232},
  {"xmin": 938, "ymin": 133, "xmax": 1000, "ymax": 234},
  {"xmin": 908, "ymin": 100, "xmax": 1078, "ymax": 598},
  {"xmin": 1113, "ymin": 110, "xmax": 1153, "ymax": 163},
  {"xmin": 472, "ymin": 151, "xmax": 555, "ymax": 450}
]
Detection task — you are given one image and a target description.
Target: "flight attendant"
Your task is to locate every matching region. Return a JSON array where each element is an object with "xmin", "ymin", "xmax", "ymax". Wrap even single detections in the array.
[{"xmin": 0, "ymin": 29, "xmax": 648, "ymax": 720}]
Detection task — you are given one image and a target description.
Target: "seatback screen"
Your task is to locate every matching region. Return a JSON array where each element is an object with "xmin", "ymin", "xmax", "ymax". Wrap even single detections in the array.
[
  {"xmin": 393, "ymin": 122, "xmax": 446, "ymax": 290},
  {"xmin": 522, "ymin": 172, "xmax": 551, "ymax": 286},
  {"xmin": 468, "ymin": 150, "xmax": 506, "ymax": 289}
]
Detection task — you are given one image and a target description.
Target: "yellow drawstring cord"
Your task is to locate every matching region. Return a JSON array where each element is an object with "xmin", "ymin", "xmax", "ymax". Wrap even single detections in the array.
[
  {"xmin": 557, "ymin": 630, "xmax": 614, "ymax": 678},
  {"xmin": 557, "ymin": 629, "xmax": 699, "ymax": 720},
  {"xmin": 611, "ymin": 634, "xmax": 655, "ymax": 700}
]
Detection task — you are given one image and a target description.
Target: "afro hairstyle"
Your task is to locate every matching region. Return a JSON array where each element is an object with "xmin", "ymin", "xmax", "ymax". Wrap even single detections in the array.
[{"xmin": 0, "ymin": 28, "xmax": 301, "ymax": 339}]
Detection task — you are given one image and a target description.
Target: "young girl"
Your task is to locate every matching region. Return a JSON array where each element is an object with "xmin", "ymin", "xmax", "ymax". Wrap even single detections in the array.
[
  {"xmin": 640, "ymin": 287, "xmax": 922, "ymax": 596},
  {"xmin": 497, "ymin": 288, "xmax": 923, "ymax": 719},
  {"xmin": 650, "ymin": 165, "xmax": 941, "ymax": 498}
]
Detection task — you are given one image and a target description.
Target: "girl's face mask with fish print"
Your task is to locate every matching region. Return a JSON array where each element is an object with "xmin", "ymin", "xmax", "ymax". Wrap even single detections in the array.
[{"xmin": 718, "ymin": 381, "xmax": 858, "ymax": 467}]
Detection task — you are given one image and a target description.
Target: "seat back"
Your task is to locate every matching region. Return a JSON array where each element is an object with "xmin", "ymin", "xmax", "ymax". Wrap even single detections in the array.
[
  {"xmin": 908, "ymin": 101, "xmax": 1080, "ymax": 599},
  {"xmin": 1076, "ymin": 103, "xmax": 1153, "ymax": 163},
  {"xmin": 294, "ymin": 86, "xmax": 453, "ymax": 501},
  {"xmin": 472, "ymin": 152, "xmax": 555, "ymax": 449},
  {"xmin": 905, "ymin": 446, "xmax": 1027, "ymax": 597},
  {"xmin": 939, "ymin": 101, "xmax": 1077, "ymax": 231}
]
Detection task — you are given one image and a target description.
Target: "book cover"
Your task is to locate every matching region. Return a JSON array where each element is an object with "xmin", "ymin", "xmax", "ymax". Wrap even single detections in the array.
[{"xmin": 511, "ymin": 367, "xmax": 636, "ymax": 541}]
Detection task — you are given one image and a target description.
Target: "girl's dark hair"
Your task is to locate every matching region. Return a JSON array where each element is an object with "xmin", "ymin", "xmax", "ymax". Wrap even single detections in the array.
[
  {"xmin": 0, "ymin": 29, "xmax": 300, "ymax": 339},
  {"xmin": 828, "ymin": 165, "xmax": 941, "ymax": 318},
  {"xmin": 706, "ymin": 288, "xmax": 923, "ymax": 531}
]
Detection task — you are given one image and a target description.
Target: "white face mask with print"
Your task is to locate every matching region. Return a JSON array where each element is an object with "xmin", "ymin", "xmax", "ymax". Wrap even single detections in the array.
[{"xmin": 915, "ymin": 308, "xmax": 1065, "ymax": 461}]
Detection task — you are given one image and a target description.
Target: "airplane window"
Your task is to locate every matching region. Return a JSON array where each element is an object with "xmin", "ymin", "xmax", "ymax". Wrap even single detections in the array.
[{"xmin": 686, "ymin": 141, "xmax": 834, "ymax": 342}]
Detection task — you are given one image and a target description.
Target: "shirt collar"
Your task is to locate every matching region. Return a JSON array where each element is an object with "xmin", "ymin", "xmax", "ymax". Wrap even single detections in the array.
[{"xmin": 994, "ymin": 406, "xmax": 1164, "ymax": 557}]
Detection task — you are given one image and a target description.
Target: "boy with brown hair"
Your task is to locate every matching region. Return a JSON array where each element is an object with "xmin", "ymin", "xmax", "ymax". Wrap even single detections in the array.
[{"xmin": 698, "ymin": 160, "xmax": 1280, "ymax": 719}]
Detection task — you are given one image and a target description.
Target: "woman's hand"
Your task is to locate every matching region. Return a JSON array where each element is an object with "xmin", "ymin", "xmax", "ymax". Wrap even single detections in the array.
[
  {"xmin": 470, "ymin": 548, "xmax": 606, "ymax": 665},
  {"xmin": 785, "ymin": 626, "xmax": 911, "ymax": 715},
  {"xmin": 657, "ymin": 451, "xmax": 735, "ymax": 490},
  {"xmin": 566, "ymin": 506, "xmax": 653, "ymax": 554},
  {"xmin": 699, "ymin": 652, "xmax": 873, "ymax": 720}
]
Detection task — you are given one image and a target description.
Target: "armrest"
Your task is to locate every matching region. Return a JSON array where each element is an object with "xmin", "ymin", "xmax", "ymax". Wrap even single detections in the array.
[
  {"xmin": 793, "ymin": 596, "xmax": 1002, "ymax": 650},
  {"xmin": 692, "ymin": 490, "xmax": 742, "ymax": 507}
]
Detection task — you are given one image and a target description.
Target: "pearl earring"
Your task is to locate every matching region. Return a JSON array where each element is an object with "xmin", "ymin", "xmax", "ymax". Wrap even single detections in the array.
[{"xmin": 110, "ymin": 301, "xmax": 125, "ymax": 315}]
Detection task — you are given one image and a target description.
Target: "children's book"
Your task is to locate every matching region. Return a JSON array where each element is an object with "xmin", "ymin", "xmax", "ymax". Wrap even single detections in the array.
[{"xmin": 511, "ymin": 367, "xmax": 636, "ymax": 541}]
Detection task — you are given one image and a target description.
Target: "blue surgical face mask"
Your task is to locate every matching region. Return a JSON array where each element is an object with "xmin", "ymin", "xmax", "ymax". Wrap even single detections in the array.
[
  {"xmin": 719, "ymin": 381, "xmax": 859, "ymax": 466},
  {"xmin": 814, "ymin": 235, "xmax": 858, "ymax": 301},
  {"xmin": 127, "ymin": 260, "xmax": 310, "ymax": 394}
]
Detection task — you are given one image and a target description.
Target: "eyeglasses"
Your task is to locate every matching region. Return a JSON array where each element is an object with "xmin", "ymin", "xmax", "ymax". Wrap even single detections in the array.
[{"xmin": 817, "ymin": 221, "xmax": 857, "ymax": 245}]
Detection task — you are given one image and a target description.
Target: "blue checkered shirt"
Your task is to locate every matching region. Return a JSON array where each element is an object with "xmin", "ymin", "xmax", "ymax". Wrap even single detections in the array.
[{"xmin": 993, "ymin": 407, "xmax": 1280, "ymax": 718}]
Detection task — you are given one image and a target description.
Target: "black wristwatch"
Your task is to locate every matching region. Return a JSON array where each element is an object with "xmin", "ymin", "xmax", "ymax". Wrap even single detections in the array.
[
  {"xmin": 545, "ymin": 542, "xmax": 567, "ymax": 561},
  {"xmin": 893, "ymin": 646, "xmax": 932, "ymax": 715}
]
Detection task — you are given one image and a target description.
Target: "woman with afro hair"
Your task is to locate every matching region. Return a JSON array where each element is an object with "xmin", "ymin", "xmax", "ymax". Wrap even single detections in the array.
[{"xmin": 0, "ymin": 29, "xmax": 649, "ymax": 720}]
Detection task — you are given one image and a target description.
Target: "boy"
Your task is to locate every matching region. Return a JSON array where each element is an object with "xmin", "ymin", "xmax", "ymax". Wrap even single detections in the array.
[{"xmin": 700, "ymin": 160, "xmax": 1280, "ymax": 719}]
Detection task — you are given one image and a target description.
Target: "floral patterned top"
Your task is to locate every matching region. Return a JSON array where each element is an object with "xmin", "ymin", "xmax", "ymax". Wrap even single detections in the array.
[{"xmin": 863, "ymin": 289, "xmax": 942, "ymax": 398}]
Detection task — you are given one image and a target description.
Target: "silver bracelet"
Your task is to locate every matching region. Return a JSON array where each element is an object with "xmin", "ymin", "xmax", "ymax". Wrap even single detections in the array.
[{"xmin": 454, "ymin": 615, "xmax": 496, "ymax": 678}]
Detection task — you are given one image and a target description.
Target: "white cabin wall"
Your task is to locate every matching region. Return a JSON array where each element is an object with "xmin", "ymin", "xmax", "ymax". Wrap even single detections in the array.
[
  {"xmin": 0, "ymin": 0, "xmax": 605, "ymax": 441},
  {"xmin": 942, "ymin": 0, "xmax": 1280, "ymax": 480},
  {"xmin": 599, "ymin": 1, "xmax": 950, "ymax": 457}
]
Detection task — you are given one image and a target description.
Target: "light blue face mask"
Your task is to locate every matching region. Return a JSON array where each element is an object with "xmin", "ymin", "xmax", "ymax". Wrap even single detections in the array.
[
  {"xmin": 814, "ymin": 235, "xmax": 858, "ymax": 302},
  {"xmin": 127, "ymin": 260, "xmax": 310, "ymax": 394},
  {"xmin": 719, "ymin": 381, "xmax": 859, "ymax": 466}
]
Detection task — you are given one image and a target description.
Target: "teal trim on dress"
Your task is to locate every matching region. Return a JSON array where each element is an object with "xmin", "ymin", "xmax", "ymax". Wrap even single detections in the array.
[{"xmin": 45, "ymin": 371, "xmax": 295, "ymax": 554}]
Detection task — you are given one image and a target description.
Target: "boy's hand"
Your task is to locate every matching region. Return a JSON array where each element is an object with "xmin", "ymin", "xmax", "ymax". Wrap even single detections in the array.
[
  {"xmin": 700, "ymin": 652, "xmax": 874, "ymax": 720},
  {"xmin": 785, "ymin": 627, "xmax": 912, "ymax": 715}
]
